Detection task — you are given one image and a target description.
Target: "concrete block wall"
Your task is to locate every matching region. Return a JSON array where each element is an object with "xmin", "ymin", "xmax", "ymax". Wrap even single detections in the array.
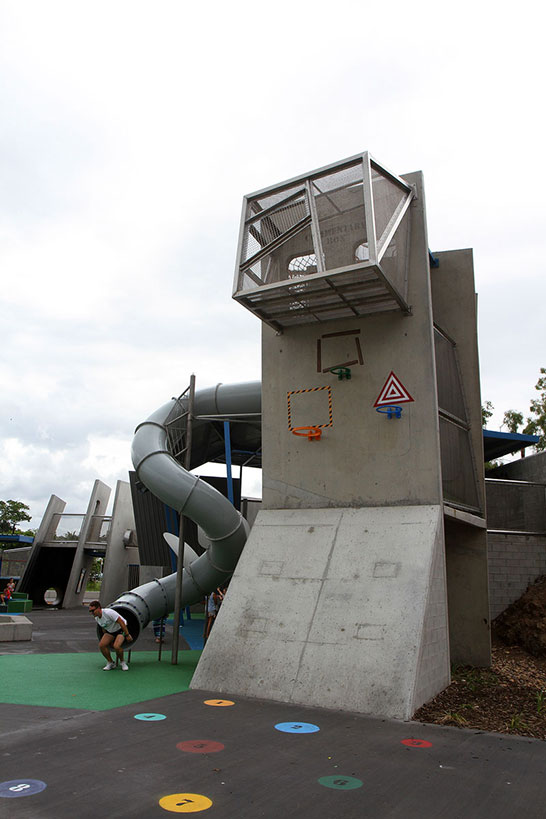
[
  {"xmin": 491, "ymin": 451, "xmax": 546, "ymax": 483},
  {"xmin": 486, "ymin": 478, "xmax": 546, "ymax": 620},
  {"xmin": 488, "ymin": 532, "xmax": 546, "ymax": 620},
  {"xmin": 486, "ymin": 480, "xmax": 546, "ymax": 533}
]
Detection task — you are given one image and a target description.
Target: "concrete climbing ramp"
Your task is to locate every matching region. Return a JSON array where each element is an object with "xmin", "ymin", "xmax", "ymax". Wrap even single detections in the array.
[{"xmin": 192, "ymin": 505, "xmax": 449, "ymax": 719}]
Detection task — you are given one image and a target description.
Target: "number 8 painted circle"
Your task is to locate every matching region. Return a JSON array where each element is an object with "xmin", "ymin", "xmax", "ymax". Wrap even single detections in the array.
[
  {"xmin": 159, "ymin": 793, "xmax": 213, "ymax": 812},
  {"xmin": 0, "ymin": 779, "xmax": 47, "ymax": 798}
]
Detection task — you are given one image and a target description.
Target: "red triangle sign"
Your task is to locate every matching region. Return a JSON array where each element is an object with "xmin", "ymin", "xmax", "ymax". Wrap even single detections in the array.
[{"xmin": 374, "ymin": 371, "xmax": 414, "ymax": 407}]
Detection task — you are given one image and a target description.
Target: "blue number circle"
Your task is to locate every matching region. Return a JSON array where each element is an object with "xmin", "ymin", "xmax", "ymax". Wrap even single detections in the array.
[
  {"xmin": 0, "ymin": 779, "xmax": 47, "ymax": 798},
  {"xmin": 134, "ymin": 713, "xmax": 166, "ymax": 721},
  {"xmin": 275, "ymin": 722, "xmax": 320, "ymax": 733}
]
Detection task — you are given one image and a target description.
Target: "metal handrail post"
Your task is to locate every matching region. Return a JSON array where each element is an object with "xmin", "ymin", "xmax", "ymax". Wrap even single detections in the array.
[
  {"xmin": 172, "ymin": 373, "xmax": 195, "ymax": 664},
  {"xmin": 223, "ymin": 420, "xmax": 234, "ymax": 505}
]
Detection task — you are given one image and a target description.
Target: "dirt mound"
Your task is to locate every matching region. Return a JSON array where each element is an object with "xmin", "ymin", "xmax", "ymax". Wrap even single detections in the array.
[{"xmin": 493, "ymin": 575, "xmax": 546, "ymax": 657}]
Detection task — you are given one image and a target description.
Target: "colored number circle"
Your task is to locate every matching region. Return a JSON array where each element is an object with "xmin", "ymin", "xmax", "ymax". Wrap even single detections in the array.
[
  {"xmin": 203, "ymin": 699, "xmax": 234, "ymax": 707},
  {"xmin": 176, "ymin": 740, "xmax": 225, "ymax": 754},
  {"xmin": 275, "ymin": 722, "xmax": 320, "ymax": 733},
  {"xmin": 159, "ymin": 793, "xmax": 213, "ymax": 812},
  {"xmin": 0, "ymin": 779, "xmax": 47, "ymax": 798},
  {"xmin": 318, "ymin": 775, "xmax": 363, "ymax": 790},
  {"xmin": 134, "ymin": 713, "xmax": 166, "ymax": 721},
  {"xmin": 401, "ymin": 738, "xmax": 433, "ymax": 748}
]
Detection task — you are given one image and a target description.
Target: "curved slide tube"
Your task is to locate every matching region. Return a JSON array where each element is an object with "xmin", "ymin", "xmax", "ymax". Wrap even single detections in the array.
[{"xmin": 109, "ymin": 381, "xmax": 261, "ymax": 645}]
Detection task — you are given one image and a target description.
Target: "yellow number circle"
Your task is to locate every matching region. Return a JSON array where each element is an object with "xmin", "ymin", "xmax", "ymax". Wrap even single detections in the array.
[
  {"xmin": 159, "ymin": 793, "xmax": 213, "ymax": 813},
  {"xmin": 203, "ymin": 699, "xmax": 234, "ymax": 707}
]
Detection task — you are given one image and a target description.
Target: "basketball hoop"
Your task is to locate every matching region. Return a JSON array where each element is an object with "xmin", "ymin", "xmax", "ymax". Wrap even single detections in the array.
[
  {"xmin": 330, "ymin": 367, "xmax": 351, "ymax": 381},
  {"xmin": 375, "ymin": 405, "xmax": 402, "ymax": 419},
  {"xmin": 291, "ymin": 426, "xmax": 322, "ymax": 441}
]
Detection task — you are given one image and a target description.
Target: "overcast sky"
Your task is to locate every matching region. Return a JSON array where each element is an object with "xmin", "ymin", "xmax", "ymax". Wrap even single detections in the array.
[{"xmin": 1, "ymin": 1, "xmax": 544, "ymax": 528}]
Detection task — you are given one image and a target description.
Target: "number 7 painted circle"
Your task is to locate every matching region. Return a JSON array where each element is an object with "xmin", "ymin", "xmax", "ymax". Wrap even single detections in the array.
[{"xmin": 159, "ymin": 793, "xmax": 213, "ymax": 812}]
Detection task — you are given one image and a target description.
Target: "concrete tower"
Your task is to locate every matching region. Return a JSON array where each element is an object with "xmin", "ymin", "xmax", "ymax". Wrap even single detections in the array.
[{"xmin": 192, "ymin": 152, "xmax": 489, "ymax": 719}]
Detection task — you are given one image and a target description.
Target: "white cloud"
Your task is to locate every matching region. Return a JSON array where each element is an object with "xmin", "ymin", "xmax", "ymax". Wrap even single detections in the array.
[{"xmin": 1, "ymin": 0, "xmax": 544, "ymax": 525}]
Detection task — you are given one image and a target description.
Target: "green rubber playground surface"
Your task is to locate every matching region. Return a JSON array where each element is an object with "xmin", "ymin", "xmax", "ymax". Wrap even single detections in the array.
[{"xmin": 0, "ymin": 650, "xmax": 201, "ymax": 711}]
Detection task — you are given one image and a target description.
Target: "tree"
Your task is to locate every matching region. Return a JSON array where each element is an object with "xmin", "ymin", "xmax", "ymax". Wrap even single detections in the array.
[
  {"xmin": 502, "ymin": 409, "xmax": 524, "ymax": 434},
  {"xmin": 0, "ymin": 500, "xmax": 32, "ymax": 535},
  {"xmin": 53, "ymin": 530, "xmax": 80, "ymax": 542},
  {"xmin": 523, "ymin": 367, "xmax": 546, "ymax": 452},
  {"xmin": 482, "ymin": 401, "xmax": 494, "ymax": 427}
]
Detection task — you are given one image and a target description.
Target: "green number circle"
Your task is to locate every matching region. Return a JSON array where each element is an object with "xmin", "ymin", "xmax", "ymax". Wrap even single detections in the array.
[{"xmin": 318, "ymin": 775, "xmax": 363, "ymax": 790}]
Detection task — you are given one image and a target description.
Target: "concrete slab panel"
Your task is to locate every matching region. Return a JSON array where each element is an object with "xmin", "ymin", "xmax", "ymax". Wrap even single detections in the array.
[
  {"xmin": 0, "ymin": 614, "xmax": 32, "ymax": 641},
  {"xmin": 233, "ymin": 508, "xmax": 342, "ymax": 582},
  {"xmin": 192, "ymin": 505, "xmax": 449, "ymax": 719}
]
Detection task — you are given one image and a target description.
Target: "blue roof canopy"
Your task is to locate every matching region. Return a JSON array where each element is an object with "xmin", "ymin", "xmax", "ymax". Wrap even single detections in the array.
[
  {"xmin": 483, "ymin": 429, "xmax": 540, "ymax": 461},
  {"xmin": 0, "ymin": 534, "xmax": 34, "ymax": 545}
]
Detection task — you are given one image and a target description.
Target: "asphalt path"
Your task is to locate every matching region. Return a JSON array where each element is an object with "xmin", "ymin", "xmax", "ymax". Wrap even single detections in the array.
[{"xmin": 1, "ymin": 609, "xmax": 546, "ymax": 817}]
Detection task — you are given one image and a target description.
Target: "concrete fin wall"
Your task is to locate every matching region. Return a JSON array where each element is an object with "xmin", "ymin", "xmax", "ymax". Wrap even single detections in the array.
[
  {"xmin": 63, "ymin": 480, "xmax": 111, "ymax": 608},
  {"xmin": 411, "ymin": 526, "xmax": 450, "ymax": 711},
  {"xmin": 191, "ymin": 504, "xmax": 449, "ymax": 720},
  {"xmin": 100, "ymin": 480, "xmax": 137, "ymax": 606}
]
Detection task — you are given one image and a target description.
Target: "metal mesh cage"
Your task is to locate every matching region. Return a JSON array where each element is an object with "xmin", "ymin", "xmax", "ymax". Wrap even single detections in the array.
[
  {"xmin": 233, "ymin": 152, "xmax": 414, "ymax": 330},
  {"xmin": 312, "ymin": 162, "xmax": 366, "ymax": 271},
  {"xmin": 377, "ymin": 208, "xmax": 411, "ymax": 300},
  {"xmin": 288, "ymin": 253, "xmax": 319, "ymax": 274},
  {"xmin": 241, "ymin": 187, "xmax": 310, "ymax": 272},
  {"xmin": 371, "ymin": 166, "xmax": 409, "ymax": 253},
  {"xmin": 439, "ymin": 417, "xmax": 480, "ymax": 511},
  {"xmin": 434, "ymin": 329, "xmax": 468, "ymax": 422},
  {"xmin": 164, "ymin": 397, "xmax": 189, "ymax": 462}
]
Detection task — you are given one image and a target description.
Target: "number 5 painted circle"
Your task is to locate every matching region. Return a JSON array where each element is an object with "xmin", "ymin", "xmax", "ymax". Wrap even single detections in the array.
[
  {"xmin": 176, "ymin": 740, "xmax": 225, "ymax": 754},
  {"xmin": 159, "ymin": 793, "xmax": 213, "ymax": 813}
]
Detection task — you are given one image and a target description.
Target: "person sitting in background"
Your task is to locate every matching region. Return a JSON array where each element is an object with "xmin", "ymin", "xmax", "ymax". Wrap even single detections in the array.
[{"xmin": 1, "ymin": 585, "xmax": 13, "ymax": 605}]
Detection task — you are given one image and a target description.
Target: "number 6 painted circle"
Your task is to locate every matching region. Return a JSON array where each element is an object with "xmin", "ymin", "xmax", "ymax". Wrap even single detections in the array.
[
  {"xmin": 159, "ymin": 793, "xmax": 213, "ymax": 812},
  {"xmin": 401, "ymin": 738, "xmax": 433, "ymax": 748}
]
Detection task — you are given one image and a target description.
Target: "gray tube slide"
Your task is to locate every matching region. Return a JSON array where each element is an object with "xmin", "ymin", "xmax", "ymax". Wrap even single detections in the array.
[{"xmin": 109, "ymin": 381, "xmax": 261, "ymax": 645}]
